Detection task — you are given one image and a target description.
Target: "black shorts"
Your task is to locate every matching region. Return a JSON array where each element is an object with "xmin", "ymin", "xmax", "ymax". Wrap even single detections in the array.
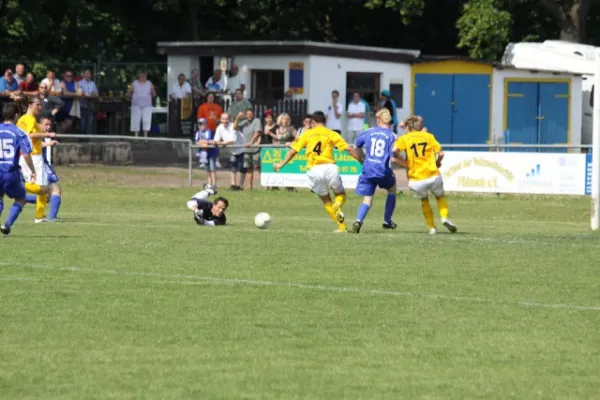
[{"xmin": 230, "ymin": 154, "xmax": 248, "ymax": 173}]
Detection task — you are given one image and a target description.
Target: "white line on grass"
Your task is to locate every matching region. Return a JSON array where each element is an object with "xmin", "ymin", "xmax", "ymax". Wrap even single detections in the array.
[{"xmin": 1, "ymin": 262, "xmax": 598, "ymax": 312}]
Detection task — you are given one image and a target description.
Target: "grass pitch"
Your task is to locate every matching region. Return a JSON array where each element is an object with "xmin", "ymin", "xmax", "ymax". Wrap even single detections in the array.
[{"xmin": 1, "ymin": 167, "xmax": 599, "ymax": 399}]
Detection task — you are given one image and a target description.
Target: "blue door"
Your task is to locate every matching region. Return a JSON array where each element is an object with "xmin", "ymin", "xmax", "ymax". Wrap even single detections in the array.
[
  {"xmin": 452, "ymin": 74, "xmax": 491, "ymax": 148},
  {"xmin": 506, "ymin": 82, "xmax": 539, "ymax": 152},
  {"xmin": 414, "ymin": 74, "xmax": 453, "ymax": 144},
  {"xmin": 538, "ymin": 83, "xmax": 569, "ymax": 153}
]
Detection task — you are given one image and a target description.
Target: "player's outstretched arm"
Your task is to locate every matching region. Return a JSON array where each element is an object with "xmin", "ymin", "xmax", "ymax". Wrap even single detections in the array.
[
  {"xmin": 436, "ymin": 150, "xmax": 445, "ymax": 168},
  {"xmin": 346, "ymin": 146, "xmax": 364, "ymax": 164},
  {"xmin": 273, "ymin": 149, "xmax": 297, "ymax": 171},
  {"xmin": 391, "ymin": 149, "xmax": 408, "ymax": 168}
]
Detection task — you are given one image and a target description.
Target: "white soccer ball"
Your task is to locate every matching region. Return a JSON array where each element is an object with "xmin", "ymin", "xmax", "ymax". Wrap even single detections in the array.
[{"xmin": 255, "ymin": 212, "xmax": 272, "ymax": 229}]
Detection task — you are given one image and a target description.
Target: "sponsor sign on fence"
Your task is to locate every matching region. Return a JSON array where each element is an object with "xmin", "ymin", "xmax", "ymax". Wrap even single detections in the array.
[
  {"xmin": 260, "ymin": 148, "xmax": 362, "ymax": 188},
  {"xmin": 439, "ymin": 152, "xmax": 590, "ymax": 196}
]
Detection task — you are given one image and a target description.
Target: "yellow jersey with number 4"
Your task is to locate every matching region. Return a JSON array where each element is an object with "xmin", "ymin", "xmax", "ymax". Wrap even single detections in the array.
[
  {"xmin": 17, "ymin": 114, "xmax": 42, "ymax": 155},
  {"xmin": 395, "ymin": 131, "xmax": 442, "ymax": 181},
  {"xmin": 290, "ymin": 126, "xmax": 348, "ymax": 170}
]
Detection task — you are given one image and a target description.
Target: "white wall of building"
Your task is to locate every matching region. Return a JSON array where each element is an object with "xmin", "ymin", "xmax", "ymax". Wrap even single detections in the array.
[
  {"xmin": 166, "ymin": 56, "xmax": 197, "ymax": 97},
  {"xmin": 491, "ymin": 68, "xmax": 583, "ymax": 148},
  {"xmin": 307, "ymin": 55, "xmax": 411, "ymax": 127}
]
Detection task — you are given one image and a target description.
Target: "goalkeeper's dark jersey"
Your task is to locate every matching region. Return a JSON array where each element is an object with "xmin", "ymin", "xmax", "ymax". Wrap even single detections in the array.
[{"xmin": 195, "ymin": 199, "xmax": 227, "ymax": 225}]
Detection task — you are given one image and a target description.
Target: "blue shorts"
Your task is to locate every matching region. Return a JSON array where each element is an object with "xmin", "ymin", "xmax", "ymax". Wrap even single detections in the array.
[
  {"xmin": 355, "ymin": 174, "xmax": 396, "ymax": 196},
  {"xmin": 44, "ymin": 159, "xmax": 59, "ymax": 184},
  {"xmin": 204, "ymin": 157, "xmax": 217, "ymax": 172},
  {"xmin": 0, "ymin": 170, "xmax": 26, "ymax": 199}
]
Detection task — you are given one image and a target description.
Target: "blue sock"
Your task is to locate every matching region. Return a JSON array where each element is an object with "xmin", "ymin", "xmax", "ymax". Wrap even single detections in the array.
[
  {"xmin": 25, "ymin": 195, "xmax": 36, "ymax": 204},
  {"xmin": 0, "ymin": 200, "xmax": 4, "ymax": 218},
  {"xmin": 356, "ymin": 203, "xmax": 371, "ymax": 222},
  {"xmin": 384, "ymin": 193, "xmax": 397, "ymax": 223},
  {"xmin": 49, "ymin": 195, "xmax": 61, "ymax": 219},
  {"xmin": 4, "ymin": 202, "xmax": 24, "ymax": 228}
]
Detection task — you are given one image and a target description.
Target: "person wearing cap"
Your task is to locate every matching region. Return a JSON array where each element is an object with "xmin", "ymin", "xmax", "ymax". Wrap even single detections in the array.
[
  {"xmin": 380, "ymin": 90, "xmax": 398, "ymax": 133},
  {"xmin": 194, "ymin": 118, "xmax": 218, "ymax": 188},
  {"xmin": 0, "ymin": 69, "xmax": 21, "ymax": 98}
]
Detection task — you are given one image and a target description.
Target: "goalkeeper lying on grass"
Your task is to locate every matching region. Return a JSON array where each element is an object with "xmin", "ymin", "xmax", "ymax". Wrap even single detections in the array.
[{"xmin": 186, "ymin": 184, "xmax": 228, "ymax": 226}]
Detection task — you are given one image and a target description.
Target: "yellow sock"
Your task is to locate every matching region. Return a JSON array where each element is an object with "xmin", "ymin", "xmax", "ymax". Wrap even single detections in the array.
[
  {"xmin": 36, "ymin": 194, "xmax": 48, "ymax": 219},
  {"xmin": 324, "ymin": 202, "xmax": 338, "ymax": 224},
  {"xmin": 420, "ymin": 199, "xmax": 435, "ymax": 229},
  {"xmin": 437, "ymin": 196, "xmax": 449, "ymax": 219},
  {"xmin": 25, "ymin": 182, "xmax": 42, "ymax": 194},
  {"xmin": 334, "ymin": 193, "xmax": 346, "ymax": 207}
]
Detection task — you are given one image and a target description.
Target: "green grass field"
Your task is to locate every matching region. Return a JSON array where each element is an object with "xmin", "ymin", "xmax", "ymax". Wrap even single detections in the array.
[{"xmin": 1, "ymin": 166, "xmax": 600, "ymax": 399}]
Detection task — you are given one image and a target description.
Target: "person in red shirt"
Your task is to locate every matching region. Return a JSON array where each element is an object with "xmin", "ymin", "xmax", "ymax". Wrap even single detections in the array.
[
  {"xmin": 196, "ymin": 92, "xmax": 223, "ymax": 133},
  {"xmin": 19, "ymin": 73, "xmax": 39, "ymax": 96}
]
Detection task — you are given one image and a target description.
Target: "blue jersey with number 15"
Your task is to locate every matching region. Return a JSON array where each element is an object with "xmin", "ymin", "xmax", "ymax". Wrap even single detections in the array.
[
  {"xmin": 355, "ymin": 127, "xmax": 396, "ymax": 179},
  {"xmin": 0, "ymin": 123, "xmax": 32, "ymax": 172}
]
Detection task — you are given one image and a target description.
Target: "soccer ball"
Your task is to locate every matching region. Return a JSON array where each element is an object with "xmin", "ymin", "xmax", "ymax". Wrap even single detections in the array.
[{"xmin": 254, "ymin": 212, "xmax": 272, "ymax": 229}]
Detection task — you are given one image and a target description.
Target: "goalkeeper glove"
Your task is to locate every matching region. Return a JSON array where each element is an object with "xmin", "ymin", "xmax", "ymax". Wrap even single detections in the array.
[{"xmin": 194, "ymin": 209, "xmax": 205, "ymax": 225}]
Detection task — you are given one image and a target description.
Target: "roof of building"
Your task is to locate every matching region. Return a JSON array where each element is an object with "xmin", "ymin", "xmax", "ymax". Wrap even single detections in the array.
[{"xmin": 156, "ymin": 41, "xmax": 421, "ymax": 63}]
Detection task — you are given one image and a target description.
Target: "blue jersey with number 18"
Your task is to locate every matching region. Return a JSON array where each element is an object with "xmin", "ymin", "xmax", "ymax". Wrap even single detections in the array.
[{"xmin": 355, "ymin": 127, "xmax": 396, "ymax": 179}]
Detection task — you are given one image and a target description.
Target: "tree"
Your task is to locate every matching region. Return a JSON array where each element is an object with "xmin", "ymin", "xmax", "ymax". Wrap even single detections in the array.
[{"xmin": 537, "ymin": 0, "xmax": 593, "ymax": 42}]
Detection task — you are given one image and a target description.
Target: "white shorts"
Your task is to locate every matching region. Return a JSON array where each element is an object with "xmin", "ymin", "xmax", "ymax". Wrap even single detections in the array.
[
  {"xmin": 20, "ymin": 154, "xmax": 48, "ymax": 186},
  {"xmin": 306, "ymin": 164, "xmax": 344, "ymax": 196},
  {"xmin": 130, "ymin": 105, "xmax": 153, "ymax": 132},
  {"xmin": 408, "ymin": 175, "xmax": 444, "ymax": 199}
]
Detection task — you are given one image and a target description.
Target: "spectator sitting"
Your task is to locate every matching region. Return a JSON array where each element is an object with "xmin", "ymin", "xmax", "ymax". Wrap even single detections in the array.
[
  {"xmin": 41, "ymin": 70, "xmax": 62, "ymax": 95},
  {"xmin": 194, "ymin": 118, "xmax": 218, "ymax": 187},
  {"xmin": 14, "ymin": 64, "xmax": 26, "ymax": 85},
  {"xmin": 205, "ymin": 69, "xmax": 225, "ymax": 93},
  {"xmin": 170, "ymin": 73, "xmax": 192, "ymax": 100},
  {"xmin": 19, "ymin": 73, "xmax": 39, "ymax": 96},
  {"xmin": 196, "ymin": 92, "xmax": 223, "ymax": 134},
  {"xmin": 37, "ymin": 82, "xmax": 64, "ymax": 120},
  {"xmin": 227, "ymin": 89, "xmax": 252, "ymax": 118},
  {"xmin": 0, "ymin": 69, "xmax": 21, "ymax": 99}
]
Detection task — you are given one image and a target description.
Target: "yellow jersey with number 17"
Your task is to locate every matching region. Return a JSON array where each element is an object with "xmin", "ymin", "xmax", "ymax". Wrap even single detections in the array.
[
  {"xmin": 17, "ymin": 114, "xmax": 42, "ymax": 155},
  {"xmin": 290, "ymin": 126, "xmax": 348, "ymax": 170},
  {"xmin": 395, "ymin": 131, "xmax": 442, "ymax": 181}
]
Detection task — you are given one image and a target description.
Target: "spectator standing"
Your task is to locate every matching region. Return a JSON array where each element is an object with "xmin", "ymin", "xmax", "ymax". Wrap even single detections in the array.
[
  {"xmin": 194, "ymin": 118, "xmax": 218, "ymax": 187},
  {"xmin": 14, "ymin": 64, "xmax": 26, "ymax": 84},
  {"xmin": 205, "ymin": 69, "xmax": 225, "ymax": 93},
  {"xmin": 19, "ymin": 73, "xmax": 38, "ymax": 96},
  {"xmin": 37, "ymin": 83, "xmax": 64, "ymax": 121},
  {"xmin": 296, "ymin": 114, "xmax": 312, "ymax": 137},
  {"xmin": 0, "ymin": 69, "xmax": 21, "ymax": 98},
  {"xmin": 274, "ymin": 113, "xmax": 296, "ymax": 145},
  {"xmin": 78, "ymin": 70, "xmax": 99, "ymax": 134},
  {"xmin": 359, "ymin": 97, "xmax": 371, "ymax": 129},
  {"xmin": 380, "ymin": 90, "xmax": 399, "ymax": 132},
  {"xmin": 213, "ymin": 113, "xmax": 245, "ymax": 190},
  {"xmin": 57, "ymin": 70, "xmax": 81, "ymax": 132},
  {"xmin": 170, "ymin": 73, "xmax": 192, "ymax": 100},
  {"xmin": 227, "ymin": 89, "xmax": 252, "ymax": 117},
  {"xmin": 326, "ymin": 90, "xmax": 343, "ymax": 134},
  {"xmin": 225, "ymin": 65, "xmax": 246, "ymax": 95},
  {"xmin": 235, "ymin": 108, "xmax": 262, "ymax": 190},
  {"xmin": 189, "ymin": 69, "xmax": 205, "ymax": 101},
  {"xmin": 346, "ymin": 92, "xmax": 366, "ymax": 144},
  {"xmin": 127, "ymin": 71, "xmax": 156, "ymax": 138},
  {"xmin": 196, "ymin": 92, "xmax": 223, "ymax": 134},
  {"xmin": 41, "ymin": 70, "xmax": 62, "ymax": 95}
]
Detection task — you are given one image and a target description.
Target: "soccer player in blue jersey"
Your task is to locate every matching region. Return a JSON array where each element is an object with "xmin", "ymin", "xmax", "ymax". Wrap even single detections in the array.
[
  {"xmin": 0, "ymin": 102, "xmax": 37, "ymax": 235},
  {"xmin": 351, "ymin": 109, "xmax": 400, "ymax": 234}
]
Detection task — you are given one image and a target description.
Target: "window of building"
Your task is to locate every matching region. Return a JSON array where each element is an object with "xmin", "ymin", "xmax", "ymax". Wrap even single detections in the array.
[
  {"xmin": 345, "ymin": 72, "xmax": 380, "ymax": 107},
  {"xmin": 251, "ymin": 69, "xmax": 284, "ymax": 100}
]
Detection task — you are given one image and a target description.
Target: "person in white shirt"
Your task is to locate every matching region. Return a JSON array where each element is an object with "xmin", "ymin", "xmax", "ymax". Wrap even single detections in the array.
[
  {"xmin": 41, "ymin": 70, "xmax": 62, "ymax": 95},
  {"xmin": 326, "ymin": 90, "xmax": 343, "ymax": 134},
  {"xmin": 213, "ymin": 112, "xmax": 246, "ymax": 190},
  {"xmin": 205, "ymin": 69, "xmax": 225, "ymax": 93},
  {"xmin": 346, "ymin": 92, "xmax": 366, "ymax": 144},
  {"xmin": 170, "ymin": 73, "xmax": 192, "ymax": 100},
  {"xmin": 225, "ymin": 65, "xmax": 246, "ymax": 96}
]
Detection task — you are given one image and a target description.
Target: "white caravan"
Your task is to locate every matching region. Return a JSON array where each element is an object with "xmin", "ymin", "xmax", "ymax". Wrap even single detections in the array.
[{"xmin": 502, "ymin": 40, "xmax": 597, "ymax": 144}]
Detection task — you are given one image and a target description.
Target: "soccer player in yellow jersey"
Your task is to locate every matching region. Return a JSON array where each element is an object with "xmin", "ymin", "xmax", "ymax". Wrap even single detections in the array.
[
  {"xmin": 17, "ymin": 97, "xmax": 57, "ymax": 223},
  {"xmin": 394, "ymin": 116, "xmax": 457, "ymax": 234},
  {"xmin": 273, "ymin": 111, "xmax": 361, "ymax": 232}
]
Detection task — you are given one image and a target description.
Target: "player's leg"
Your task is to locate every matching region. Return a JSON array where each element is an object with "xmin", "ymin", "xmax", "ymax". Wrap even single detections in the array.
[
  {"xmin": 409, "ymin": 179, "xmax": 436, "ymax": 234},
  {"xmin": 432, "ymin": 175, "xmax": 456, "ymax": 233},
  {"xmin": 47, "ymin": 183, "xmax": 62, "ymax": 221},
  {"xmin": 32, "ymin": 155, "xmax": 49, "ymax": 223},
  {"xmin": 1, "ymin": 173, "xmax": 28, "ymax": 235},
  {"xmin": 308, "ymin": 166, "xmax": 345, "ymax": 232},
  {"xmin": 352, "ymin": 175, "xmax": 376, "ymax": 233},
  {"xmin": 380, "ymin": 175, "xmax": 398, "ymax": 229},
  {"xmin": 325, "ymin": 165, "xmax": 347, "ymax": 232}
]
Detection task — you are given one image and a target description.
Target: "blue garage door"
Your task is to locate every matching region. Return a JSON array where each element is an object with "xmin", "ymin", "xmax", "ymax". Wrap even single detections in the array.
[
  {"xmin": 506, "ymin": 82, "xmax": 569, "ymax": 153},
  {"xmin": 414, "ymin": 73, "xmax": 490, "ymax": 148},
  {"xmin": 414, "ymin": 74, "xmax": 453, "ymax": 144},
  {"xmin": 506, "ymin": 82, "xmax": 539, "ymax": 153}
]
